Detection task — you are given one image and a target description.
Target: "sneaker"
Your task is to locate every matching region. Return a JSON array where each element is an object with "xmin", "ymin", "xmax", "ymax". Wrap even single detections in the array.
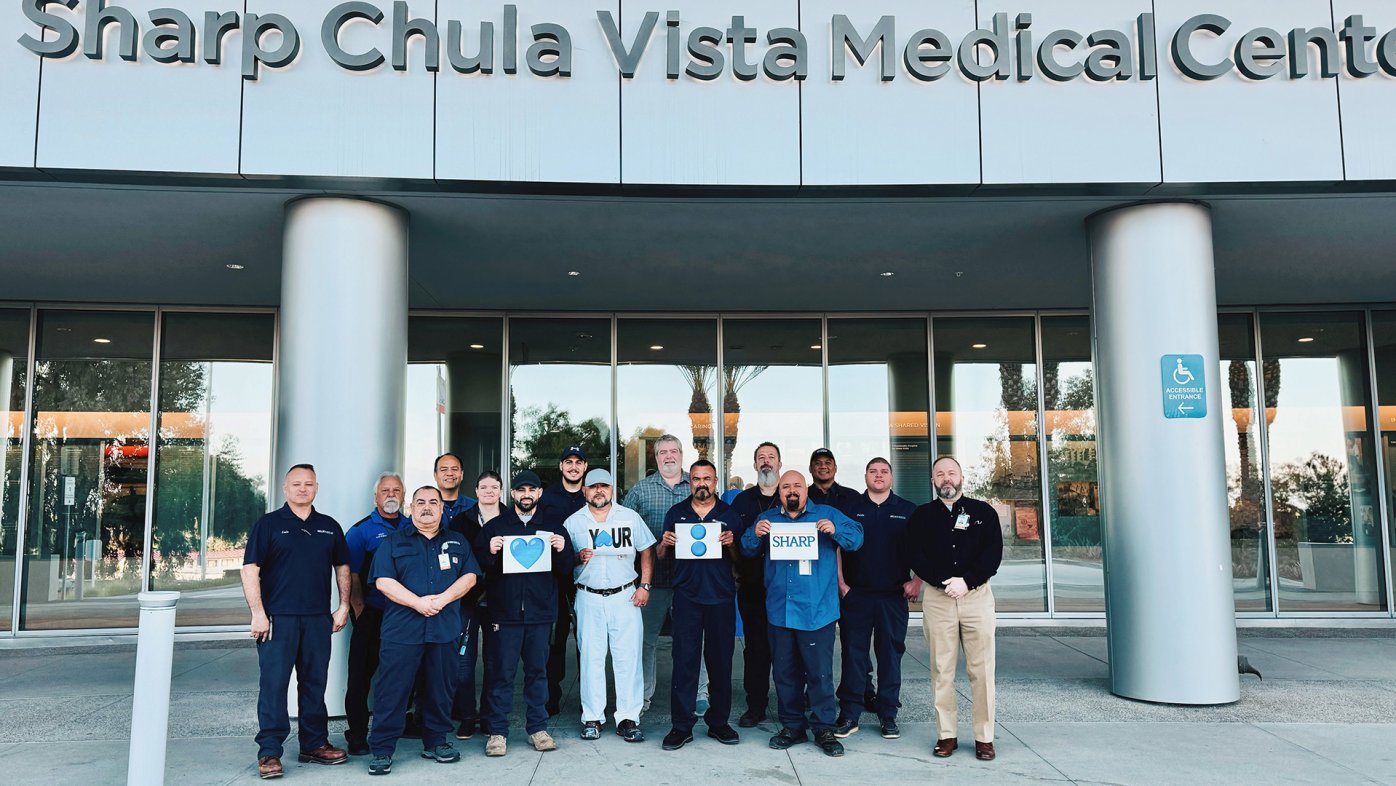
[
  {"xmin": 833, "ymin": 717, "xmax": 859, "ymax": 738},
  {"xmin": 421, "ymin": 743, "xmax": 460, "ymax": 763},
  {"xmin": 528, "ymin": 731, "xmax": 557, "ymax": 752},
  {"xmin": 367, "ymin": 755, "xmax": 392, "ymax": 775},
  {"xmin": 879, "ymin": 718, "xmax": 901, "ymax": 739},
  {"xmin": 661, "ymin": 729, "xmax": 693, "ymax": 751},
  {"xmin": 617, "ymin": 719, "xmax": 645, "ymax": 743},
  {"xmin": 580, "ymin": 721, "xmax": 602, "ymax": 740},
  {"xmin": 706, "ymin": 726, "xmax": 740, "ymax": 745},
  {"xmin": 484, "ymin": 735, "xmax": 507, "ymax": 757},
  {"xmin": 768, "ymin": 727, "xmax": 808, "ymax": 750},
  {"xmin": 737, "ymin": 708, "xmax": 766, "ymax": 728},
  {"xmin": 455, "ymin": 719, "xmax": 476, "ymax": 740},
  {"xmin": 815, "ymin": 729, "xmax": 845, "ymax": 757}
]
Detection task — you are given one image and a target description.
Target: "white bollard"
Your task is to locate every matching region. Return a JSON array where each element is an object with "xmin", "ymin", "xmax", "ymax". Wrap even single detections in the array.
[{"xmin": 127, "ymin": 591, "xmax": 180, "ymax": 786}]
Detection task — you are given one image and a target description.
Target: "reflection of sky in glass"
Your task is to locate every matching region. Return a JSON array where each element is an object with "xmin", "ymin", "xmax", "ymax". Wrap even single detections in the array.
[
  {"xmin": 1265, "ymin": 357, "xmax": 1352, "ymax": 506},
  {"xmin": 829, "ymin": 362, "xmax": 892, "ymax": 489},
  {"xmin": 510, "ymin": 364, "xmax": 611, "ymax": 464},
  {"xmin": 204, "ymin": 361, "xmax": 274, "ymax": 496},
  {"xmin": 943, "ymin": 363, "xmax": 1017, "ymax": 492},
  {"xmin": 725, "ymin": 366, "xmax": 822, "ymax": 485},
  {"xmin": 617, "ymin": 365, "xmax": 717, "ymax": 487},
  {"xmin": 405, "ymin": 363, "xmax": 446, "ymax": 488}
]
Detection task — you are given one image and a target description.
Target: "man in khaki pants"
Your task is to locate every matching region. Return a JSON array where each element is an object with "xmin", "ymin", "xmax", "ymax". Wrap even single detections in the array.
[{"xmin": 909, "ymin": 456, "xmax": 1003, "ymax": 761}]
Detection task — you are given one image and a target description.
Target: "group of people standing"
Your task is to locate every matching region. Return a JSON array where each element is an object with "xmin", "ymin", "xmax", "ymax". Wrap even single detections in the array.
[{"xmin": 240, "ymin": 439, "xmax": 1004, "ymax": 779}]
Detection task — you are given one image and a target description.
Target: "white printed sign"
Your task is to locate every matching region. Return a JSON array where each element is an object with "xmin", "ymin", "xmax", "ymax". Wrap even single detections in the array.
[
  {"xmin": 676, "ymin": 522, "xmax": 721, "ymax": 560},
  {"xmin": 502, "ymin": 535, "xmax": 551, "ymax": 574},
  {"xmin": 769, "ymin": 522, "xmax": 819, "ymax": 561}
]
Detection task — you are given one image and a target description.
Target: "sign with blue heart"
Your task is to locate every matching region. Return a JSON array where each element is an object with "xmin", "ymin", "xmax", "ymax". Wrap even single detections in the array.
[
  {"xmin": 676, "ymin": 522, "xmax": 721, "ymax": 560},
  {"xmin": 503, "ymin": 535, "xmax": 550, "ymax": 574}
]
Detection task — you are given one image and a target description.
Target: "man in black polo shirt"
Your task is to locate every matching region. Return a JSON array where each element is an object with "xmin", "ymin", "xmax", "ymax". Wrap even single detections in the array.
[
  {"xmin": 240, "ymin": 464, "xmax": 352, "ymax": 780},
  {"xmin": 834, "ymin": 457, "xmax": 919, "ymax": 741},
  {"xmin": 807, "ymin": 448, "xmax": 858, "ymax": 514},
  {"xmin": 657, "ymin": 460, "xmax": 742, "ymax": 751},
  {"xmin": 908, "ymin": 455, "xmax": 1003, "ymax": 763},
  {"xmin": 365, "ymin": 486, "xmax": 483, "ymax": 775},
  {"xmin": 729, "ymin": 441, "xmax": 781, "ymax": 728},
  {"xmin": 537, "ymin": 446, "xmax": 588, "ymax": 716}
]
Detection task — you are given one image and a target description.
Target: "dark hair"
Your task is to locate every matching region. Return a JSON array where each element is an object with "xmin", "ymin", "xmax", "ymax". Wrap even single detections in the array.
[
  {"xmin": 412, "ymin": 485, "xmax": 443, "ymax": 501},
  {"xmin": 865, "ymin": 457, "xmax": 892, "ymax": 472},
  {"xmin": 434, "ymin": 452, "xmax": 463, "ymax": 473},
  {"xmin": 689, "ymin": 459, "xmax": 717, "ymax": 475},
  {"xmin": 476, "ymin": 470, "xmax": 503, "ymax": 486},
  {"xmin": 932, "ymin": 455, "xmax": 962, "ymax": 471},
  {"xmin": 286, "ymin": 463, "xmax": 315, "ymax": 476},
  {"xmin": 754, "ymin": 441, "xmax": 782, "ymax": 461}
]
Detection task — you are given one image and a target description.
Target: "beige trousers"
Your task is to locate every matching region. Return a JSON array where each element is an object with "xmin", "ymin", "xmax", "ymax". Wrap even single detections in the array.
[{"xmin": 921, "ymin": 582, "xmax": 996, "ymax": 743}]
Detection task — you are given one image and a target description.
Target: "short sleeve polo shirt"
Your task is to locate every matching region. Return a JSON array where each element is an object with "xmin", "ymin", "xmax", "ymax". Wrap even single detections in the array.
[{"xmin": 243, "ymin": 505, "xmax": 349, "ymax": 616}]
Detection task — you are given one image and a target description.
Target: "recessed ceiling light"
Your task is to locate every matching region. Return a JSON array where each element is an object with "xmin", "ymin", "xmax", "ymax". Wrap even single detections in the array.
[
  {"xmin": 93, "ymin": 338, "xmax": 112, "ymax": 344},
  {"xmin": 567, "ymin": 271, "xmax": 581, "ymax": 276},
  {"xmin": 810, "ymin": 344, "xmax": 823, "ymax": 350},
  {"xmin": 650, "ymin": 345, "xmax": 664, "ymax": 350},
  {"xmin": 879, "ymin": 271, "xmax": 894, "ymax": 277},
  {"xmin": 1297, "ymin": 337, "xmax": 1315, "ymax": 343},
  {"xmin": 972, "ymin": 343, "xmax": 988, "ymax": 349},
  {"xmin": 225, "ymin": 263, "xmax": 245, "ymax": 270},
  {"xmin": 469, "ymin": 343, "xmax": 485, "ymax": 350}
]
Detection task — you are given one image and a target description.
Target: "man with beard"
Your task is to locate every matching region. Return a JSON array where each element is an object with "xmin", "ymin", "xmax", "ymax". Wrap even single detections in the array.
[
  {"xmin": 564, "ymin": 469, "xmax": 655, "ymax": 743},
  {"xmin": 620, "ymin": 434, "xmax": 703, "ymax": 715},
  {"xmin": 807, "ymin": 449, "xmax": 858, "ymax": 514},
  {"xmin": 343, "ymin": 473, "xmax": 409, "ymax": 755},
  {"xmin": 742, "ymin": 471, "xmax": 862, "ymax": 758},
  {"xmin": 833, "ymin": 458, "xmax": 919, "ymax": 741},
  {"xmin": 657, "ymin": 460, "xmax": 741, "ymax": 750},
  {"xmin": 538, "ymin": 446, "xmax": 589, "ymax": 715},
  {"xmin": 907, "ymin": 456, "xmax": 1003, "ymax": 762},
  {"xmin": 435, "ymin": 453, "xmax": 477, "ymax": 527},
  {"xmin": 729, "ymin": 442, "xmax": 782, "ymax": 727},
  {"xmin": 365, "ymin": 486, "xmax": 482, "ymax": 775},
  {"xmin": 474, "ymin": 471, "xmax": 575, "ymax": 757}
]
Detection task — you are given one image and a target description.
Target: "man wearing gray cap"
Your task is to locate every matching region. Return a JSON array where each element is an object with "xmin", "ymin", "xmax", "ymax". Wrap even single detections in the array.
[{"xmin": 563, "ymin": 469, "xmax": 655, "ymax": 744}]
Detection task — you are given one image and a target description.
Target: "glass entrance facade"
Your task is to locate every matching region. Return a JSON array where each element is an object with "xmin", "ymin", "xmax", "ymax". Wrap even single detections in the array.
[{"xmin": 1, "ymin": 306, "xmax": 1393, "ymax": 633}]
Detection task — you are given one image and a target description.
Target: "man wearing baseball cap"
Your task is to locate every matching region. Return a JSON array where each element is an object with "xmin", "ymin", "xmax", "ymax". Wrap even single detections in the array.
[
  {"xmin": 808, "ymin": 449, "xmax": 858, "ymax": 515},
  {"xmin": 563, "ymin": 468, "xmax": 655, "ymax": 744},
  {"xmin": 538, "ymin": 446, "xmax": 589, "ymax": 715}
]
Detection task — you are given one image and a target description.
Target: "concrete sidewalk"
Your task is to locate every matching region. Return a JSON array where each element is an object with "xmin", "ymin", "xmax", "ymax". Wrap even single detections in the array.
[{"xmin": 1, "ymin": 629, "xmax": 1393, "ymax": 785}]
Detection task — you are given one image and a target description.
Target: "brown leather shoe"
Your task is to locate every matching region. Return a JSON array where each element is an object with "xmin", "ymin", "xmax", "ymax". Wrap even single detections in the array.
[
  {"xmin": 298, "ymin": 743, "xmax": 349, "ymax": 765},
  {"xmin": 933, "ymin": 738, "xmax": 958, "ymax": 757},
  {"xmin": 257, "ymin": 756, "xmax": 283, "ymax": 779},
  {"xmin": 975, "ymin": 741, "xmax": 996, "ymax": 761}
]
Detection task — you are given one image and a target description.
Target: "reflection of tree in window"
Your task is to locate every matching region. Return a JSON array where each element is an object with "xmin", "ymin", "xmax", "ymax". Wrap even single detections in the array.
[{"xmin": 513, "ymin": 403, "xmax": 615, "ymax": 486}]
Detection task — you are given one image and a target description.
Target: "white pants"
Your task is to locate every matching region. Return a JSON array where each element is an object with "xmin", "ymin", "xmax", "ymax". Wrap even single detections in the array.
[{"xmin": 576, "ymin": 586, "xmax": 644, "ymax": 725}]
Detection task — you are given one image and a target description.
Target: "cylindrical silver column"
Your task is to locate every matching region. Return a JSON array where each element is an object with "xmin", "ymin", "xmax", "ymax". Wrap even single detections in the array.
[
  {"xmin": 1089, "ymin": 202, "xmax": 1239, "ymax": 705},
  {"xmin": 277, "ymin": 197, "xmax": 408, "ymax": 716},
  {"xmin": 127, "ymin": 590, "xmax": 180, "ymax": 786}
]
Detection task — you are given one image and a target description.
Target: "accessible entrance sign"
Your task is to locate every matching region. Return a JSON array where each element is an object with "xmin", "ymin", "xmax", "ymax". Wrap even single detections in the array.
[{"xmin": 1160, "ymin": 354, "xmax": 1207, "ymax": 419}]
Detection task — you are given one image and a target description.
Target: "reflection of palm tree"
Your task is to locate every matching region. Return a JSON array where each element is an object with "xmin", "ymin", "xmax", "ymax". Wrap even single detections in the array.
[
  {"xmin": 678, "ymin": 366, "xmax": 715, "ymax": 460},
  {"xmin": 722, "ymin": 366, "xmax": 767, "ymax": 476}
]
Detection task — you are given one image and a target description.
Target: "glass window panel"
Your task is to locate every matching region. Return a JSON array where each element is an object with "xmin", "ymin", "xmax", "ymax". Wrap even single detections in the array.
[
  {"xmin": 933, "ymin": 317, "xmax": 1045, "ymax": 612},
  {"xmin": 1041, "ymin": 316, "xmax": 1101, "ymax": 613},
  {"xmin": 616, "ymin": 319, "xmax": 717, "ymax": 497},
  {"xmin": 22, "ymin": 310, "xmax": 154, "ymax": 630},
  {"xmin": 720, "ymin": 319, "xmax": 824, "ymax": 492},
  {"xmin": 1, "ymin": 309, "xmax": 30, "ymax": 631},
  {"xmin": 1363, "ymin": 310, "xmax": 1396, "ymax": 613},
  {"xmin": 150, "ymin": 313, "xmax": 274, "ymax": 627},
  {"xmin": 510, "ymin": 318, "xmax": 612, "ymax": 485},
  {"xmin": 828, "ymin": 318, "xmax": 930, "ymax": 504},
  {"xmin": 1261, "ymin": 312, "xmax": 1386, "ymax": 612},
  {"xmin": 407, "ymin": 317, "xmax": 504, "ymax": 489},
  {"xmin": 1219, "ymin": 314, "xmax": 1271, "ymax": 612}
]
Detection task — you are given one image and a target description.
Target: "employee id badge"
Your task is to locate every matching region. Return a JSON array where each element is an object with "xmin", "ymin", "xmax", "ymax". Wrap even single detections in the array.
[
  {"xmin": 438, "ymin": 552, "xmax": 452, "ymax": 570},
  {"xmin": 954, "ymin": 512, "xmax": 971, "ymax": 530}
]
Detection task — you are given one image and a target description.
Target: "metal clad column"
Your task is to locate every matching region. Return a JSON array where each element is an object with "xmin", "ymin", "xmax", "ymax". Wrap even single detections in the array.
[
  {"xmin": 1089, "ymin": 202, "xmax": 1239, "ymax": 705},
  {"xmin": 277, "ymin": 197, "xmax": 408, "ymax": 716}
]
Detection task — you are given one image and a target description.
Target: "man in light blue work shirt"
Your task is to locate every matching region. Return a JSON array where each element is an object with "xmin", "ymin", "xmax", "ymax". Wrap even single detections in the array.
[{"xmin": 741, "ymin": 470, "xmax": 862, "ymax": 758}]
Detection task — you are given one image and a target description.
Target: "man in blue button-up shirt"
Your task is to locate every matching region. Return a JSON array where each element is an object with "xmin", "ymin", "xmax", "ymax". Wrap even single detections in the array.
[
  {"xmin": 741, "ymin": 471, "xmax": 862, "ymax": 757},
  {"xmin": 366, "ymin": 486, "xmax": 482, "ymax": 775}
]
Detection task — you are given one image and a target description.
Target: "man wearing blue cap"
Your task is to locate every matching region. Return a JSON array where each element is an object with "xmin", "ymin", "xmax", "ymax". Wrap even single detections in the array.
[
  {"xmin": 539, "ymin": 446, "xmax": 589, "ymax": 716},
  {"xmin": 563, "ymin": 468, "xmax": 655, "ymax": 744}
]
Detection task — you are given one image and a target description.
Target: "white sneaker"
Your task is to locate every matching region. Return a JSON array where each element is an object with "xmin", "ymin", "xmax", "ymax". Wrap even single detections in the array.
[
  {"xmin": 528, "ymin": 731, "xmax": 557, "ymax": 752},
  {"xmin": 484, "ymin": 735, "xmax": 507, "ymax": 757}
]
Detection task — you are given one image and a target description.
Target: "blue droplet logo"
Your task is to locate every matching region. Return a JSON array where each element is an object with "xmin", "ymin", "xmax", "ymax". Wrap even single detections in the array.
[{"xmin": 690, "ymin": 524, "xmax": 707, "ymax": 557}]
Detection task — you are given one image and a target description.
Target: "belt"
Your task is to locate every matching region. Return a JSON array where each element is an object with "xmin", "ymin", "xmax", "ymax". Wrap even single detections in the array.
[{"xmin": 576, "ymin": 580, "xmax": 635, "ymax": 597}]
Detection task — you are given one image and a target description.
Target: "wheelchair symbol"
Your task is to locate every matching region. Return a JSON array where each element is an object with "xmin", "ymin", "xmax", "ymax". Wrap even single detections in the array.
[{"xmin": 1172, "ymin": 358, "xmax": 1195, "ymax": 386}]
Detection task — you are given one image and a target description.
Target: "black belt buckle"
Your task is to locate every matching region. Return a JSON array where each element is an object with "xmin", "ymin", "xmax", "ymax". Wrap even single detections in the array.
[{"xmin": 578, "ymin": 581, "xmax": 635, "ymax": 597}]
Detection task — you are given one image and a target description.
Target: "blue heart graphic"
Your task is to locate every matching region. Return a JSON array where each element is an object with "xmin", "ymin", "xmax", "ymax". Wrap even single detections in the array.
[
  {"xmin": 593, "ymin": 530, "xmax": 614, "ymax": 548},
  {"xmin": 510, "ymin": 537, "xmax": 546, "ymax": 569}
]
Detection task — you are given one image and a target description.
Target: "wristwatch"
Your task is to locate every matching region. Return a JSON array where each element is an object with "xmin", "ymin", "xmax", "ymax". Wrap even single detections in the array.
[{"xmin": 638, "ymin": 582, "xmax": 652, "ymax": 591}]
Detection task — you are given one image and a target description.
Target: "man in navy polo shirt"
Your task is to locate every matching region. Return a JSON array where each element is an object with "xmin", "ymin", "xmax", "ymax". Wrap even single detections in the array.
[
  {"xmin": 657, "ymin": 459, "xmax": 742, "ymax": 751},
  {"xmin": 365, "ymin": 486, "xmax": 483, "ymax": 776},
  {"xmin": 240, "ymin": 463, "xmax": 352, "ymax": 780},
  {"xmin": 343, "ymin": 472, "xmax": 409, "ymax": 756},
  {"xmin": 834, "ymin": 457, "xmax": 920, "ymax": 741}
]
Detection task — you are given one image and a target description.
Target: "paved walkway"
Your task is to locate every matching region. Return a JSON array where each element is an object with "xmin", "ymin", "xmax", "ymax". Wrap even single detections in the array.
[{"xmin": 1, "ymin": 628, "xmax": 1393, "ymax": 785}]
